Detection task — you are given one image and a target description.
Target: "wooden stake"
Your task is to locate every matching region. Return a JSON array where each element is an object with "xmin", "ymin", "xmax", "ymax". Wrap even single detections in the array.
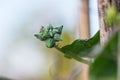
[
  {"xmin": 78, "ymin": 0, "xmax": 90, "ymax": 80},
  {"xmin": 79, "ymin": 0, "xmax": 90, "ymax": 39}
]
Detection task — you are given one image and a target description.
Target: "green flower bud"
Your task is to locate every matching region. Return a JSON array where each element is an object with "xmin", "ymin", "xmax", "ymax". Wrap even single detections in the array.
[
  {"xmin": 41, "ymin": 31, "xmax": 49, "ymax": 40},
  {"xmin": 35, "ymin": 28, "xmax": 50, "ymax": 41},
  {"xmin": 54, "ymin": 33, "xmax": 62, "ymax": 41},
  {"xmin": 53, "ymin": 25, "xmax": 63, "ymax": 34},
  {"xmin": 49, "ymin": 31, "xmax": 54, "ymax": 37},
  {"xmin": 34, "ymin": 33, "xmax": 44, "ymax": 41},
  {"xmin": 47, "ymin": 24, "xmax": 53, "ymax": 31},
  {"xmin": 35, "ymin": 25, "xmax": 63, "ymax": 48},
  {"xmin": 45, "ymin": 38, "xmax": 55, "ymax": 48}
]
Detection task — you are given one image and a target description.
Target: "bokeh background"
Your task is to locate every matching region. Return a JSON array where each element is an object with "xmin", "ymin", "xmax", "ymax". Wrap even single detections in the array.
[{"xmin": 0, "ymin": 0, "xmax": 99, "ymax": 80}]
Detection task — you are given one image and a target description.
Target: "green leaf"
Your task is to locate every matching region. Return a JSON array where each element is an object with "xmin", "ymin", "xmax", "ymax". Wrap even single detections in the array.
[
  {"xmin": 89, "ymin": 32, "xmax": 119, "ymax": 80},
  {"xmin": 55, "ymin": 31, "xmax": 100, "ymax": 64}
]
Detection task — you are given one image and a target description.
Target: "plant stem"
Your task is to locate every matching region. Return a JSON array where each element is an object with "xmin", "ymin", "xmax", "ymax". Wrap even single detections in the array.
[{"xmin": 54, "ymin": 46, "xmax": 91, "ymax": 65}]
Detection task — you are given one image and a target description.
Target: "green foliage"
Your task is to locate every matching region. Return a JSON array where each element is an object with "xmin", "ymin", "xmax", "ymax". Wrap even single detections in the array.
[
  {"xmin": 60, "ymin": 31, "xmax": 100, "ymax": 58},
  {"xmin": 89, "ymin": 32, "xmax": 119, "ymax": 80},
  {"xmin": 34, "ymin": 24, "xmax": 63, "ymax": 48},
  {"xmin": 105, "ymin": 5, "xmax": 120, "ymax": 26},
  {"xmin": 35, "ymin": 25, "xmax": 118, "ymax": 80},
  {"xmin": 35, "ymin": 28, "xmax": 100, "ymax": 63},
  {"xmin": 105, "ymin": 5, "xmax": 117, "ymax": 26},
  {"xmin": 55, "ymin": 31, "xmax": 100, "ymax": 64},
  {"xmin": 115, "ymin": 14, "xmax": 120, "ymax": 25}
]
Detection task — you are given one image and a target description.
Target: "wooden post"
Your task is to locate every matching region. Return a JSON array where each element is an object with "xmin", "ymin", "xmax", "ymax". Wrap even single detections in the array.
[
  {"xmin": 79, "ymin": 0, "xmax": 90, "ymax": 39},
  {"xmin": 78, "ymin": 0, "xmax": 90, "ymax": 80}
]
